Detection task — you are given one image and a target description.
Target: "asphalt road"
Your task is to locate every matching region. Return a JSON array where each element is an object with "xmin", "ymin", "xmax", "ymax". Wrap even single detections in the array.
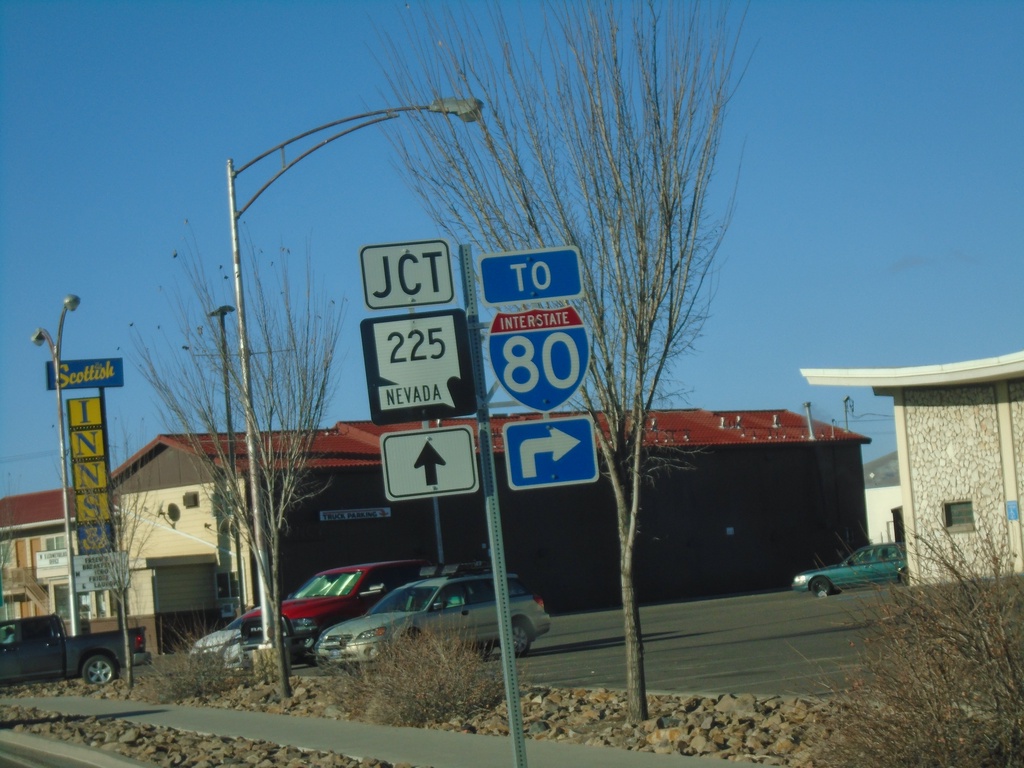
[{"xmin": 518, "ymin": 588, "xmax": 883, "ymax": 697}]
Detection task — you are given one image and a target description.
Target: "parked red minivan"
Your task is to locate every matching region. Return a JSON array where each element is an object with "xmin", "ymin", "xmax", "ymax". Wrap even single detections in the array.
[{"xmin": 243, "ymin": 559, "xmax": 428, "ymax": 659}]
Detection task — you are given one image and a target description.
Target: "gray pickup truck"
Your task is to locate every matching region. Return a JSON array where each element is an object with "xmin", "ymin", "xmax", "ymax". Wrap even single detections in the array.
[{"xmin": 0, "ymin": 614, "xmax": 151, "ymax": 685}]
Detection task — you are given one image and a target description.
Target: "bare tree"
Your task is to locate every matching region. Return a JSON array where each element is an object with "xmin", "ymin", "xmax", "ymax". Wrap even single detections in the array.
[
  {"xmin": 103, "ymin": 486, "xmax": 154, "ymax": 688},
  {"xmin": 381, "ymin": 1, "xmax": 740, "ymax": 721},
  {"xmin": 134, "ymin": 245, "xmax": 343, "ymax": 697}
]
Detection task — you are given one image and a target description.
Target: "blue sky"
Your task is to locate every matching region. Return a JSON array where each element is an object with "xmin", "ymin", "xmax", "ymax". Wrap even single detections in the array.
[{"xmin": 2, "ymin": 1, "xmax": 1021, "ymax": 496}]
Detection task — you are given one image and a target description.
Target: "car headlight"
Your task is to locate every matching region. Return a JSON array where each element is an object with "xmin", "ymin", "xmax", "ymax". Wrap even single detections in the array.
[
  {"xmin": 792, "ymin": 574, "xmax": 808, "ymax": 586},
  {"xmin": 292, "ymin": 618, "xmax": 317, "ymax": 633},
  {"xmin": 355, "ymin": 626, "xmax": 388, "ymax": 642}
]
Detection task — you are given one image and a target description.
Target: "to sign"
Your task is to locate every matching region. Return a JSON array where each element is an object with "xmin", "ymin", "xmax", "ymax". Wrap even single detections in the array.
[
  {"xmin": 361, "ymin": 309, "xmax": 476, "ymax": 425},
  {"xmin": 488, "ymin": 307, "xmax": 589, "ymax": 412},
  {"xmin": 361, "ymin": 240, "xmax": 454, "ymax": 310},
  {"xmin": 381, "ymin": 426, "xmax": 479, "ymax": 501},
  {"xmin": 479, "ymin": 246, "xmax": 583, "ymax": 306},
  {"xmin": 503, "ymin": 416, "xmax": 599, "ymax": 490}
]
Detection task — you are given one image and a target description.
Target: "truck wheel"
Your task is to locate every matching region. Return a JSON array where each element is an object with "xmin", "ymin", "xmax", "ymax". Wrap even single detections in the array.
[{"xmin": 82, "ymin": 654, "xmax": 117, "ymax": 685}]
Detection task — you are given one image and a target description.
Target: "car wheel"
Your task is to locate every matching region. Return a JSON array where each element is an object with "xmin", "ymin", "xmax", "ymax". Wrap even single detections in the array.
[
  {"xmin": 809, "ymin": 577, "xmax": 833, "ymax": 598},
  {"xmin": 82, "ymin": 654, "xmax": 117, "ymax": 685},
  {"xmin": 511, "ymin": 618, "xmax": 533, "ymax": 657}
]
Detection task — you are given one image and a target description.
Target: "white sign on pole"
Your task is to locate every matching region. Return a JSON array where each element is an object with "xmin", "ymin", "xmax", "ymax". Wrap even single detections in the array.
[
  {"xmin": 360, "ymin": 239, "xmax": 454, "ymax": 310},
  {"xmin": 360, "ymin": 309, "xmax": 476, "ymax": 425},
  {"xmin": 380, "ymin": 426, "xmax": 479, "ymax": 501},
  {"xmin": 73, "ymin": 552, "xmax": 126, "ymax": 593}
]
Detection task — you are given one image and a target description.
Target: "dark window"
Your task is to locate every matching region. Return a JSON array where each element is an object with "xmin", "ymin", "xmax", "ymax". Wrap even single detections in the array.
[
  {"xmin": 465, "ymin": 578, "xmax": 495, "ymax": 604},
  {"xmin": 217, "ymin": 572, "xmax": 238, "ymax": 599},
  {"xmin": 21, "ymin": 617, "xmax": 54, "ymax": 641},
  {"xmin": 944, "ymin": 501, "xmax": 974, "ymax": 530},
  {"xmin": 438, "ymin": 584, "xmax": 467, "ymax": 608}
]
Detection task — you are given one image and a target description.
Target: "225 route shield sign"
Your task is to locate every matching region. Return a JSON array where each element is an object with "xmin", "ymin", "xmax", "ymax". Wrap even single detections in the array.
[
  {"xmin": 361, "ymin": 309, "xmax": 476, "ymax": 425},
  {"xmin": 488, "ymin": 307, "xmax": 589, "ymax": 412}
]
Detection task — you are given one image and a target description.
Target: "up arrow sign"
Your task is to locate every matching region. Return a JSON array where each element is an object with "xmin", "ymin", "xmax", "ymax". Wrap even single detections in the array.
[
  {"xmin": 517, "ymin": 427, "xmax": 580, "ymax": 478},
  {"xmin": 414, "ymin": 440, "xmax": 446, "ymax": 486},
  {"xmin": 380, "ymin": 426, "xmax": 479, "ymax": 501}
]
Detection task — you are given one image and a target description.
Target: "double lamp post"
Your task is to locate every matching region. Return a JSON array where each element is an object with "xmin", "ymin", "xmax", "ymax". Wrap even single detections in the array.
[
  {"xmin": 225, "ymin": 96, "xmax": 482, "ymax": 641},
  {"xmin": 31, "ymin": 294, "xmax": 82, "ymax": 636}
]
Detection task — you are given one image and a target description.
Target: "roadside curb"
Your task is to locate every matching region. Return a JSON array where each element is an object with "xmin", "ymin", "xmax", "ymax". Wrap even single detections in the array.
[{"xmin": 0, "ymin": 730, "xmax": 151, "ymax": 767}]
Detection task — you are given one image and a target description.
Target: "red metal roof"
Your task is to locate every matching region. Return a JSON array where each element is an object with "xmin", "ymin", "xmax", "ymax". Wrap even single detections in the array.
[{"xmin": 111, "ymin": 408, "xmax": 863, "ymax": 478}]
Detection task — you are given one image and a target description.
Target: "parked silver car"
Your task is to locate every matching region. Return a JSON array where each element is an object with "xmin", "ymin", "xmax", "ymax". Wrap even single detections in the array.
[
  {"xmin": 314, "ymin": 566, "xmax": 550, "ymax": 664},
  {"xmin": 191, "ymin": 614, "xmax": 297, "ymax": 667}
]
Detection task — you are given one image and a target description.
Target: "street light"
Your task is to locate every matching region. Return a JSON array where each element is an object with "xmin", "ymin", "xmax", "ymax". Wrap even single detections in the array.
[
  {"xmin": 227, "ymin": 96, "xmax": 482, "ymax": 641},
  {"xmin": 31, "ymin": 293, "xmax": 82, "ymax": 636},
  {"xmin": 208, "ymin": 305, "xmax": 246, "ymax": 617}
]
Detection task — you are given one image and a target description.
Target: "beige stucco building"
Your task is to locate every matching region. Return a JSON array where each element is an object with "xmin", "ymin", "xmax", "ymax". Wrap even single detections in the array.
[{"xmin": 802, "ymin": 350, "xmax": 1024, "ymax": 581}]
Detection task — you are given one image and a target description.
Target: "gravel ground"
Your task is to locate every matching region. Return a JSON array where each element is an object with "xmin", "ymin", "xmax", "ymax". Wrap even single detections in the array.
[{"xmin": 0, "ymin": 673, "xmax": 835, "ymax": 767}]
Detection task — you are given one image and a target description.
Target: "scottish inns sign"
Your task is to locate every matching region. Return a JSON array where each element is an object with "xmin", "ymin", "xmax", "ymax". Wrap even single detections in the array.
[{"xmin": 46, "ymin": 358, "xmax": 124, "ymax": 390}]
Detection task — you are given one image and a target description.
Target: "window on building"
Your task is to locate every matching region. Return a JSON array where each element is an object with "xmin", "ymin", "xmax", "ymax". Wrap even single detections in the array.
[
  {"xmin": 43, "ymin": 535, "xmax": 66, "ymax": 551},
  {"xmin": 216, "ymin": 572, "xmax": 239, "ymax": 599},
  {"xmin": 944, "ymin": 501, "xmax": 975, "ymax": 531}
]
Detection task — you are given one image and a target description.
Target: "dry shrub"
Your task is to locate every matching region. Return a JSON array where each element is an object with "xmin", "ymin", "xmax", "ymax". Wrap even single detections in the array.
[
  {"xmin": 136, "ymin": 633, "xmax": 253, "ymax": 703},
  {"xmin": 323, "ymin": 628, "xmax": 506, "ymax": 727},
  {"xmin": 811, "ymin": 522, "xmax": 1024, "ymax": 767}
]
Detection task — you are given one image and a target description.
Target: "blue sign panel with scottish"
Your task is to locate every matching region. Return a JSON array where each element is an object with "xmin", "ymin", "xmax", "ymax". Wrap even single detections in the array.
[
  {"xmin": 503, "ymin": 416, "xmax": 599, "ymax": 490},
  {"xmin": 488, "ymin": 307, "xmax": 589, "ymax": 412}
]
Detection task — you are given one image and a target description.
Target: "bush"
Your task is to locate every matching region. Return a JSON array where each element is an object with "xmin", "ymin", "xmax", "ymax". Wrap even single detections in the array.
[
  {"xmin": 136, "ymin": 633, "xmax": 253, "ymax": 703},
  {"xmin": 321, "ymin": 628, "xmax": 507, "ymax": 727},
  {"xmin": 811, "ymin": 523, "xmax": 1024, "ymax": 767}
]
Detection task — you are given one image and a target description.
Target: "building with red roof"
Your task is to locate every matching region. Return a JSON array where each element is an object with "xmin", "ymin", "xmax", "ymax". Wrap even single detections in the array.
[{"xmin": 2, "ymin": 407, "xmax": 868, "ymax": 649}]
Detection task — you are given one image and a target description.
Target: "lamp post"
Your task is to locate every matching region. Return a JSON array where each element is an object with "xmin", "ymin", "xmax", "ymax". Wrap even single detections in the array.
[
  {"xmin": 31, "ymin": 294, "xmax": 82, "ymax": 636},
  {"xmin": 227, "ymin": 97, "xmax": 482, "ymax": 641},
  {"xmin": 209, "ymin": 305, "xmax": 246, "ymax": 617}
]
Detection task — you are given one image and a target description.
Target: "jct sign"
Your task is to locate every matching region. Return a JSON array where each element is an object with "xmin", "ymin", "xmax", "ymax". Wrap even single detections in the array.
[
  {"xmin": 488, "ymin": 307, "xmax": 589, "ymax": 412},
  {"xmin": 360, "ymin": 239, "xmax": 454, "ymax": 310}
]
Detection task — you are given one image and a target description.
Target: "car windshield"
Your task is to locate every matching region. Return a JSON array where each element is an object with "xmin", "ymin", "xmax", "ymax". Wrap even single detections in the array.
[
  {"xmin": 292, "ymin": 570, "xmax": 363, "ymax": 598},
  {"xmin": 369, "ymin": 584, "xmax": 438, "ymax": 615}
]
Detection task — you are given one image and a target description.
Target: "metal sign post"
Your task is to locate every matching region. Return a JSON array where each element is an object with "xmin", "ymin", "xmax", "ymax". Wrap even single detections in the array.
[{"xmin": 458, "ymin": 243, "xmax": 529, "ymax": 768}]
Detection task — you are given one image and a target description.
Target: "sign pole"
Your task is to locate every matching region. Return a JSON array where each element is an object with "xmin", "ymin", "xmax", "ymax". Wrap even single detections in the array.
[{"xmin": 458, "ymin": 243, "xmax": 529, "ymax": 768}]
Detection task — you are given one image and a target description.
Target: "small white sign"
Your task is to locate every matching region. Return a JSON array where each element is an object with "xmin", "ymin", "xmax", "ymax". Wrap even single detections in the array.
[
  {"xmin": 74, "ymin": 552, "xmax": 126, "ymax": 593},
  {"xmin": 381, "ymin": 426, "xmax": 479, "ymax": 501},
  {"xmin": 319, "ymin": 508, "xmax": 392, "ymax": 522},
  {"xmin": 35, "ymin": 549, "xmax": 69, "ymax": 572},
  {"xmin": 360, "ymin": 239, "xmax": 454, "ymax": 310}
]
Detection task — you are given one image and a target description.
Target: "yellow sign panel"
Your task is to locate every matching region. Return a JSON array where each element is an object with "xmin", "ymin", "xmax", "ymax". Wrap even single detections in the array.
[
  {"xmin": 67, "ymin": 397, "xmax": 102, "ymax": 428},
  {"xmin": 75, "ymin": 492, "xmax": 111, "ymax": 523},
  {"xmin": 73, "ymin": 460, "xmax": 107, "ymax": 490},
  {"xmin": 69, "ymin": 430, "xmax": 105, "ymax": 459}
]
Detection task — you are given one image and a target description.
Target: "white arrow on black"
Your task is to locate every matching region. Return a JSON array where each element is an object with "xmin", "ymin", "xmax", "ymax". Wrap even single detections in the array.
[{"xmin": 518, "ymin": 427, "xmax": 580, "ymax": 478}]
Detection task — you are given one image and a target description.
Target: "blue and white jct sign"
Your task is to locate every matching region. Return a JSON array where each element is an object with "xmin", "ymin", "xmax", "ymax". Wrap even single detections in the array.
[
  {"xmin": 489, "ymin": 307, "xmax": 589, "ymax": 412},
  {"xmin": 503, "ymin": 416, "xmax": 599, "ymax": 490}
]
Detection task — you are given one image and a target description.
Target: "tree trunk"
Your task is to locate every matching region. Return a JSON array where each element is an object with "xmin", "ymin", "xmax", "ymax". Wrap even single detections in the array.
[
  {"xmin": 118, "ymin": 596, "xmax": 134, "ymax": 689},
  {"xmin": 621, "ymin": 541, "xmax": 647, "ymax": 722}
]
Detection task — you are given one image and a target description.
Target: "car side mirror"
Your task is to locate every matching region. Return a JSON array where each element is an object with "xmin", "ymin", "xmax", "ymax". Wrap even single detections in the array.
[{"xmin": 430, "ymin": 600, "xmax": 444, "ymax": 612}]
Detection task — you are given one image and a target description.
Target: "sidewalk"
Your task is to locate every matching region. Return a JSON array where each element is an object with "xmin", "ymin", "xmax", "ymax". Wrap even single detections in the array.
[{"xmin": 1, "ymin": 695, "xmax": 728, "ymax": 768}]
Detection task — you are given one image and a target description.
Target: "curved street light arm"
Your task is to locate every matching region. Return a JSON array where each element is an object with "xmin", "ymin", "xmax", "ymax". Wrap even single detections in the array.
[{"xmin": 233, "ymin": 113, "xmax": 405, "ymax": 219}]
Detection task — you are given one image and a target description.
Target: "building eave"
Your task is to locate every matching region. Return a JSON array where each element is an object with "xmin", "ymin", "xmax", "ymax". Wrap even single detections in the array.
[{"xmin": 801, "ymin": 349, "xmax": 1024, "ymax": 391}]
